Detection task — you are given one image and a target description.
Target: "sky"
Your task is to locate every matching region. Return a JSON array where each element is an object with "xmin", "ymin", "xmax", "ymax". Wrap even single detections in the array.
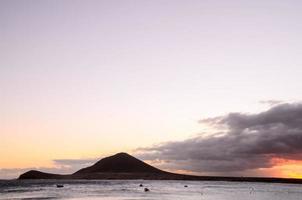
[{"xmin": 1, "ymin": 0, "xmax": 302, "ymax": 179}]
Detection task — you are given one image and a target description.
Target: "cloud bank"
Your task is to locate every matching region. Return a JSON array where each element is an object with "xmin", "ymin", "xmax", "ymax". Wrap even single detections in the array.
[{"xmin": 137, "ymin": 103, "xmax": 302, "ymax": 174}]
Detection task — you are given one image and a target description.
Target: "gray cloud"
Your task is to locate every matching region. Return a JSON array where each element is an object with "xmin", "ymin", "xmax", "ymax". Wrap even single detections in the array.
[
  {"xmin": 53, "ymin": 158, "xmax": 97, "ymax": 166},
  {"xmin": 137, "ymin": 103, "xmax": 302, "ymax": 174},
  {"xmin": 259, "ymin": 100, "xmax": 283, "ymax": 106}
]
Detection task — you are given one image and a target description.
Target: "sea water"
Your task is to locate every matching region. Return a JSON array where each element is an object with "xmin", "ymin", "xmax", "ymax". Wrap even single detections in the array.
[{"xmin": 0, "ymin": 179, "xmax": 301, "ymax": 200}]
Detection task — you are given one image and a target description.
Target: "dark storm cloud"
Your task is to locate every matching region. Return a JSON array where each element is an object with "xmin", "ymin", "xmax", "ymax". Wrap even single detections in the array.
[{"xmin": 137, "ymin": 103, "xmax": 302, "ymax": 173}]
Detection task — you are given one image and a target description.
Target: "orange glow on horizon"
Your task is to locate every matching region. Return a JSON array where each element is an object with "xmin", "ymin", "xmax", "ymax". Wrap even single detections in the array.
[{"xmin": 270, "ymin": 158, "xmax": 302, "ymax": 179}]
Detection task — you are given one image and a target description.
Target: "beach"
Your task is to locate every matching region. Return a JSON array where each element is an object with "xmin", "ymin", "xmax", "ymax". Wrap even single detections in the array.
[{"xmin": 0, "ymin": 179, "xmax": 301, "ymax": 200}]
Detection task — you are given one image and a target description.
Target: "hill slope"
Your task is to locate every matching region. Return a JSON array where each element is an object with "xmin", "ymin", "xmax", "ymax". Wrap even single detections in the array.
[{"xmin": 19, "ymin": 170, "xmax": 66, "ymax": 179}]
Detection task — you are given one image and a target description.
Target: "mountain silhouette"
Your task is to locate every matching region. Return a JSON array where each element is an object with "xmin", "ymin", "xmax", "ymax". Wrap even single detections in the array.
[
  {"xmin": 19, "ymin": 152, "xmax": 169, "ymax": 180},
  {"xmin": 74, "ymin": 152, "xmax": 163, "ymax": 174},
  {"xmin": 18, "ymin": 152, "xmax": 302, "ymax": 184}
]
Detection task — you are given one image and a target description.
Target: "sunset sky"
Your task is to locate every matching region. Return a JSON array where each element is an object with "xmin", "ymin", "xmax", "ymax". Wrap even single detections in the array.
[{"xmin": 1, "ymin": 0, "xmax": 302, "ymax": 179}]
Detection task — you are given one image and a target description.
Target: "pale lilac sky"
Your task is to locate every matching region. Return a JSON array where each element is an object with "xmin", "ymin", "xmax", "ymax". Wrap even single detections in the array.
[{"xmin": 1, "ymin": 0, "xmax": 302, "ymax": 179}]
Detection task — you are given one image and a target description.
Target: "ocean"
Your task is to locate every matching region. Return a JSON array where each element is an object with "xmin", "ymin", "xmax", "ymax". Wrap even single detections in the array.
[{"xmin": 0, "ymin": 179, "xmax": 301, "ymax": 200}]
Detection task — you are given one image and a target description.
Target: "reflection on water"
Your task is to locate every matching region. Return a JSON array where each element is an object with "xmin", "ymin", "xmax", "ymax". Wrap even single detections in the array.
[{"xmin": 0, "ymin": 179, "xmax": 301, "ymax": 200}]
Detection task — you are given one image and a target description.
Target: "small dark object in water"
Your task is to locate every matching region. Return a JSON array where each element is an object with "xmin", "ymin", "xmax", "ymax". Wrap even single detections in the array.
[
  {"xmin": 144, "ymin": 188, "xmax": 149, "ymax": 192},
  {"xmin": 139, "ymin": 184, "xmax": 143, "ymax": 187},
  {"xmin": 184, "ymin": 185, "xmax": 188, "ymax": 187},
  {"xmin": 56, "ymin": 184, "xmax": 64, "ymax": 188}
]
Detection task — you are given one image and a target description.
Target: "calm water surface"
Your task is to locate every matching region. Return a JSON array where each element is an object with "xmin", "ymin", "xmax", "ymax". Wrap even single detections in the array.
[{"xmin": 0, "ymin": 179, "xmax": 301, "ymax": 200}]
